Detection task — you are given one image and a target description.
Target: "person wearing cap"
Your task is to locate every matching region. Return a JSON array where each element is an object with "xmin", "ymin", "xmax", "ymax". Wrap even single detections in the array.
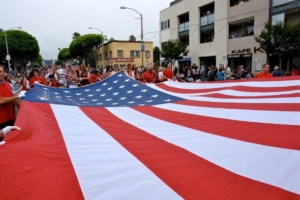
[
  {"xmin": 255, "ymin": 64, "xmax": 273, "ymax": 78},
  {"xmin": 272, "ymin": 66, "xmax": 281, "ymax": 77}
]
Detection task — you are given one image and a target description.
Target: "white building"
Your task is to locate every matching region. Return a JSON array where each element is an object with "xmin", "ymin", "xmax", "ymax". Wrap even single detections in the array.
[{"xmin": 160, "ymin": 0, "xmax": 300, "ymax": 74}]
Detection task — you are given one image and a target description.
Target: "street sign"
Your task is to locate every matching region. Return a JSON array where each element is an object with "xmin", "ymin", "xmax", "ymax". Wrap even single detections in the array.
[
  {"xmin": 6, "ymin": 55, "xmax": 10, "ymax": 60},
  {"xmin": 141, "ymin": 44, "xmax": 145, "ymax": 52}
]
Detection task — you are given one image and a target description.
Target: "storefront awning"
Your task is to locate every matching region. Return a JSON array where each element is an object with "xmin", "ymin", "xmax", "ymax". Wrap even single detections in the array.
[
  {"xmin": 178, "ymin": 58, "xmax": 191, "ymax": 62},
  {"xmin": 161, "ymin": 60, "xmax": 171, "ymax": 63},
  {"xmin": 227, "ymin": 54, "xmax": 252, "ymax": 59}
]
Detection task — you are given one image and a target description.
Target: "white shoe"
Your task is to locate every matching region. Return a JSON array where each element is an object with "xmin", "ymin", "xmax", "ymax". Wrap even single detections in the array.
[{"xmin": 0, "ymin": 141, "xmax": 6, "ymax": 146}]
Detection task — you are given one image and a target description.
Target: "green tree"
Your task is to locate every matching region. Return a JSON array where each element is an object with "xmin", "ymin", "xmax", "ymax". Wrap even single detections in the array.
[
  {"xmin": 55, "ymin": 60, "xmax": 63, "ymax": 65},
  {"xmin": 69, "ymin": 34, "xmax": 103, "ymax": 66},
  {"xmin": 72, "ymin": 32, "xmax": 81, "ymax": 40},
  {"xmin": 160, "ymin": 39, "xmax": 189, "ymax": 66},
  {"xmin": 255, "ymin": 21, "xmax": 300, "ymax": 70},
  {"xmin": 129, "ymin": 35, "xmax": 136, "ymax": 41},
  {"xmin": 33, "ymin": 54, "xmax": 43, "ymax": 66},
  {"xmin": 0, "ymin": 30, "xmax": 40, "ymax": 70},
  {"xmin": 108, "ymin": 37, "xmax": 115, "ymax": 42},
  {"xmin": 153, "ymin": 46, "xmax": 160, "ymax": 66},
  {"xmin": 58, "ymin": 48, "xmax": 72, "ymax": 61}
]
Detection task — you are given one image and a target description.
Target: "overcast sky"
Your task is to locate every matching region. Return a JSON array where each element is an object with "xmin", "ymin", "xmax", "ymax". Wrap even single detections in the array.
[{"xmin": 1, "ymin": 0, "xmax": 171, "ymax": 60}]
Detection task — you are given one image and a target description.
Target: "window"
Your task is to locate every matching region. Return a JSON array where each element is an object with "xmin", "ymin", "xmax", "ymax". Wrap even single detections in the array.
[
  {"xmin": 110, "ymin": 51, "xmax": 112, "ymax": 59},
  {"xmin": 105, "ymin": 52, "xmax": 108, "ymax": 59},
  {"xmin": 161, "ymin": 42, "xmax": 167, "ymax": 51},
  {"xmin": 117, "ymin": 50, "xmax": 123, "ymax": 58},
  {"xmin": 99, "ymin": 54, "xmax": 102, "ymax": 60},
  {"xmin": 161, "ymin": 19, "xmax": 170, "ymax": 30},
  {"xmin": 145, "ymin": 51, "xmax": 150, "ymax": 58},
  {"xmin": 130, "ymin": 50, "xmax": 140, "ymax": 58}
]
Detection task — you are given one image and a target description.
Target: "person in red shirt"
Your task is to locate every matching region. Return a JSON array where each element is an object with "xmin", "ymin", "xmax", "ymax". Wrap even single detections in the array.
[
  {"xmin": 163, "ymin": 64, "xmax": 174, "ymax": 80},
  {"xmin": 0, "ymin": 65, "xmax": 21, "ymax": 133},
  {"xmin": 255, "ymin": 64, "xmax": 273, "ymax": 78},
  {"xmin": 291, "ymin": 65, "xmax": 298, "ymax": 76},
  {"xmin": 29, "ymin": 69, "xmax": 46, "ymax": 87},
  {"xmin": 139, "ymin": 66, "xmax": 156, "ymax": 83}
]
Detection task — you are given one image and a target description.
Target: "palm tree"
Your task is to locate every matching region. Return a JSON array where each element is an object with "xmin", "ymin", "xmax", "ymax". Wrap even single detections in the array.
[
  {"xmin": 72, "ymin": 32, "xmax": 81, "ymax": 40},
  {"xmin": 108, "ymin": 37, "xmax": 115, "ymax": 42},
  {"xmin": 129, "ymin": 35, "xmax": 136, "ymax": 41}
]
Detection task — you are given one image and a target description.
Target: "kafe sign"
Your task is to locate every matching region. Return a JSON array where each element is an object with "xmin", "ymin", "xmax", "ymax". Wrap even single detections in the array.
[
  {"xmin": 231, "ymin": 47, "xmax": 264, "ymax": 54},
  {"xmin": 232, "ymin": 49, "xmax": 251, "ymax": 54}
]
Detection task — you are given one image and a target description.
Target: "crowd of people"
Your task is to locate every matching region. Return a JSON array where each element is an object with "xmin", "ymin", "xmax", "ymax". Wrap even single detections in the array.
[{"xmin": 2, "ymin": 62, "xmax": 300, "ymax": 95}]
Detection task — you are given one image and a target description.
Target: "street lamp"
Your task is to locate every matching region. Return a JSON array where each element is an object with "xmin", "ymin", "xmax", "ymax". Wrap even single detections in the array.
[
  {"xmin": 3, "ymin": 27, "xmax": 22, "ymax": 72},
  {"xmin": 120, "ymin": 6, "xmax": 144, "ymax": 67},
  {"xmin": 89, "ymin": 27, "xmax": 104, "ymax": 70}
]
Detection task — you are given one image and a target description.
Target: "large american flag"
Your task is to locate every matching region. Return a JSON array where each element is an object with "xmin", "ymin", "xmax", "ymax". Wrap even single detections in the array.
[{"xmin": 0, "ymin": 72, "xmax": 299, "ymax": 199}]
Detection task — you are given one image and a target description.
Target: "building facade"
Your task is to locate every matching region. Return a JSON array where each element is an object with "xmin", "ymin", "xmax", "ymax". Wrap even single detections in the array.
[
  {"xmin": 270, "ymin": 0, "xmax": 300, "ymax": 70},
  {"xmin": 160, "ymin": 0, "xmax": 300, "ymax": 74},
  {"xmin": 97, "ymin": 41, "xmax": 153, "ymax": 69}
]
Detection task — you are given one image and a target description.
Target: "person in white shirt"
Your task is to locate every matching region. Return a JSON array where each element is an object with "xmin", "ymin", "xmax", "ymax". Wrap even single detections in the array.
[{"xmin": 225, "ymin": 65, "xmax": 232, "ymax": 80}]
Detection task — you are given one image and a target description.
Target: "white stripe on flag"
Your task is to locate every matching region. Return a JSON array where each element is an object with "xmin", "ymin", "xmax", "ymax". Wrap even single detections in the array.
[
  {"xmin": 162, "ymin": 79, "xmax": 300, "ymax": 89},
  {"xmin": 165, "ymin": 89, "xmax": 300, "ymax": 97},
  {"xmin": 179, "ymin": 89, "xmax": 300, "ymax": 97},
  {"xmin": 50, "ymin": 104, "xmax": 182, "ymax": 200},
  {"xmin": 148, "ymin": 84, "xmax": 300, "ymax": 103},
  {"xmin": 106, "ymin": 107, "xmax": 300, "ymax": 195},
  {"xmin": 153, "ymin": 103, "xmax": 300, "ymax": 126}
]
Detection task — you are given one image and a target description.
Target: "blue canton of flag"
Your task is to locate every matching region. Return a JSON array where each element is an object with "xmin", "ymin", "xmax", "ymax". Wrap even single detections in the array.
[{"xmin": 24, "ymin": 72, "xmax": 184, "ymax": 107}]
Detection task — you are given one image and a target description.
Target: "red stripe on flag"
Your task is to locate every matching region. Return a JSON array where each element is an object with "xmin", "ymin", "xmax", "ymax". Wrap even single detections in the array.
[
  {"xmin": 175, "ymin": 100, "xmax": 300, "ymax": 112},
  {"xmin": 133, "ymin": 106, "xmax": 300, "ymax": 150},
  {"xmin": 0, "ymin": 102, "xmax": 83, "ymax": 199},
  {"xmin": 156, "ymin": 84, "xmax": 300, "ymax": 94},
  {"xmin": 200, "ymin": 92, "xmax": 300, "ymax": 99},
  {"xmin": 80, "ymin": 107, "xmax": 300, "ymax": 199}
]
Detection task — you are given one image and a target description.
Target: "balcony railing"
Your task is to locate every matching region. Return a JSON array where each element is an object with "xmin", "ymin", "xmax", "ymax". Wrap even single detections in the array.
[
  {"xmin": 200, "ymin": 13, "xmax": 214, "ymax": 26},
  {"xmin": 272, "ymin": 0, "xmax": 295, "ymax": 7},
  {"xmin": 179, "ymin": 22, "xmax": 189, "ymax": 32}
]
